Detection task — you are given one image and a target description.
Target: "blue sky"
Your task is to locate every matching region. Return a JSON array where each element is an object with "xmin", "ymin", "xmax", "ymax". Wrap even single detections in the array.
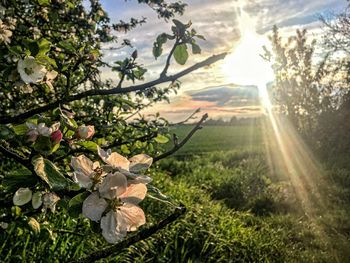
[{"xmin": 99, "ymin": 0, "xmax": 347, "ymax": 121}]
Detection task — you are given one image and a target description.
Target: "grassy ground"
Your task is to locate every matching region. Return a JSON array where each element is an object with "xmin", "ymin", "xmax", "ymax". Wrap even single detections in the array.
[
  {"xmin": 166, "ymin": 124, "xmax": 263, "ymax": 155},
  {"xmin": 1, "ymin": 124, "xmax": 350, "ymax": 262}
]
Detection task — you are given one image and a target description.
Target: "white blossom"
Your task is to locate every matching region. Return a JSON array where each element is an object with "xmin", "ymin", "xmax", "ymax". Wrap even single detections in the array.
[
  {"xmin": 26, "ymin": 122, "xmax": 60, "ymax": 142},
  {"xmin": 71, "ymin": 155, "xmax": 103, "ymax": 189},
  {"xmin": 0, "ymin": 19, "xmax": 12, "ymax": 44},
  {"xmin": 32, "ymin": 191, "xmax": 43, "ymax": 209},
  {"xmin": 13, "ymin": 188, "xmax": 32, "ymax": 206},
  {"xmin": 17, "ymin": 56, "xmax": 47, "ymax": 84},
  {"xmin": 82, "ymin": 172, "xmax": 147, "ymax": 243},
  {"xmin": 98, "ymin": 147, "xmax": 153, "ymax": 183}
]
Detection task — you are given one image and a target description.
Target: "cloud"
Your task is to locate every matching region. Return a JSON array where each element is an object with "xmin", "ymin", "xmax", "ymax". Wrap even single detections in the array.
[
  {"xmin": 99, "ymin": 0, "xmax": 346, "ymax": 121},
  {"xmin": 188, "ymin": 84, "xmax": 259, "ymax": 106},
  {"xmin": 243, "ymin": 0, "xmax": 346, "ymax": 33}
]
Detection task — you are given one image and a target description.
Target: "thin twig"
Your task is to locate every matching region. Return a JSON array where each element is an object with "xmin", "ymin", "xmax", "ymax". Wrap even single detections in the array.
[
  {"xmin": 160, "ymin": 39, "xmax": 179, "ymax": 78},
  {"xmin": 169, "ymin": 108, "xmax": 201, "ymax": 126},
  {"xmin": 73, "ymin": 204, "xmax": 186, "ymax": 263},
  {"xmin": 123, "ymin": 102, "xmax": 153, "ymax": 121},
  {"xmin": 0, "ymin": 53, "xmax": 227, "ymax": 124},
  {"xmin": 153, "ymin": 113, "xmax": 208, "ymax": 162}
]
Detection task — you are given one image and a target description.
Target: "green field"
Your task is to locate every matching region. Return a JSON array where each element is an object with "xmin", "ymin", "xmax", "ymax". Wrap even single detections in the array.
[
  {"xmin": 167, "ymin": 124, "xmax": 263, "ymax": 155},
  {"xmin": 2, "ymin": 124, "xmax": 350, "ymax": 262}
]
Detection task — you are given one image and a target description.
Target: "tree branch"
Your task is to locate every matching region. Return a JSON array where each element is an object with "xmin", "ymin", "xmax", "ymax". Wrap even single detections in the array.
[
  {"xmin": 169, "ymin": 108, "xmax": 201, "ymax": 126},
  {"xmin": 153, "ymin": 113, "xmax": 208, "ymax": 162},
  {"xmin": 0, "ymin": 144, "xmax": 32, "ymax": 169},
  {"xmin": 123, "ymin": 102, "xmax": 153, "ymax": 121},
  {"xmin": 0, "ymin": 53, "xmax": 227, "ymax": 124},
  {"xmin": 160, "ymin": 39, "xmax": 179, "ymax": 78},
  {"xmin": 73, "ymin": 204, "xmax": 186, "ymax": 263}
]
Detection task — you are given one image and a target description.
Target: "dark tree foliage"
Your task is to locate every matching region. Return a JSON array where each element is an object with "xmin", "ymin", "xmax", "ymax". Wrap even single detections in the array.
[
  {"xmin": 265, "ymin": 16, "xmax": 350, "ymax": 155},
  {"xmin": 0, "ymin": 0, "xmax": 226, "ymax": 260}
]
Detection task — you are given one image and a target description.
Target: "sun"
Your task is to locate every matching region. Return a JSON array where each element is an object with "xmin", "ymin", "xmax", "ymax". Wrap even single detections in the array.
[
  {"xmin": 221, "ymin": 32, "xmax": 274, "ymax": 86},
  {"xmin": 221, "ymin": 3, "xmax": 274, "ymax": 109}
]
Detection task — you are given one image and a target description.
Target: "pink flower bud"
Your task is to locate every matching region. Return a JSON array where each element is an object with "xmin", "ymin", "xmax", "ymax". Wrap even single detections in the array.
[
  {"xmin": 77, "ymin": 125, "xmax": 95, "ymax": 140},
  {"xmin": 50, "ymin": 130, "xmax": 62, "ymax": 144}
]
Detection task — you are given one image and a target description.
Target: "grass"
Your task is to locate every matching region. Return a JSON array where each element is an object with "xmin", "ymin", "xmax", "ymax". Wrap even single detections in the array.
[
  {"xmin": 166, "ymin": 124, "xmax": 263, "ymax": 155},
  {"xmin": 1, "ymin": 124, "xmax": 350, "ymax": 262}
]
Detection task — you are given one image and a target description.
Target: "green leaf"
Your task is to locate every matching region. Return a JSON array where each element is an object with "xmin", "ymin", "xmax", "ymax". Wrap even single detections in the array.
[
  {"xmin": 38, "ymin": 38, "xmax": 51, "ymax": 55},
  {"xmin": 134, "ymin": 67, "xmax": 147, "ymax": 80},
  {"xmin": 191, "ymin": 43, "xmax": 201, "ymax": 54},
  {"xmin": 153, "ymin": 43, "xmax": 162, "ymax": 59},
  {"xmin": 173, "ymin": 44, "xmax": 188, "ymax": 65},
  {"xmin": 8, "ymin": 45, "xmax": 23, "ymax": 56},
  {"xmin": 33, "ymin": 136, "xmax": 52, "ymax": 155},
  {"xmin": 3, "ymin": 169, "xmax": 37, "ymax": 191},
  {"xmin": 23, "ymin": 39, "xmax": 39, "ymax": 56},
  {"xmin": 121, "ymin": 144, "xmax": 131, "ymax": 155},
  {"xmin": 51, "ymin": 143, "xmax": 60, "ymax": 154},
  {"xmin": 153, "ymin": 33, "xmax": 168, "ymax": 59},
  {"xmin": 0, "ymin": 124, "xmax": 13, "ymax": 139},
  {"xmin": 157, "ymin": 33, "xmax": 168, "ymax": 46},
  {"xmin": 154, "ymin": 134, "xmax": 169, "ymax": 144},
  {"xmin": 68, "ymin": 192, "xmax": 89, "ymax": 218},
  {"xmin": 38, "ymin": 0, "xmax": 51, "ymax": 6},
  {"xmin": 75, "ymin": 141, "xmax": 98, "ymax": 152},
  {"xmin": 196, "ymin": 34, "xmax": 206, "ymax": 40},
  {"xmin": 36, "ymin": 54, "xmax": 57, "ymax": 68},
  {"xmin": 58, "ymin": 40, "xmax": 75, "ymax": 53},
  {"xmin": 173, "ymin": 19, "xmax": 186, "ymax": 30},
  {"xmin": 135, "ymin": 140, "xmax": 144, "ymax": 149},
  {"xmin": 32, "ymin": 156, "xmax": 70, "ymax": 191},
  {"xmin": 12, "ymin": 124, "xmax": 28, "ymax": 135}
]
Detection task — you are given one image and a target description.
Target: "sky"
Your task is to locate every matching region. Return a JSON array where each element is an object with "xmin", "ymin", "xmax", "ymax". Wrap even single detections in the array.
[{"xmin": 99, "ymin": 0, "xmax": 347, "ymax": 122}]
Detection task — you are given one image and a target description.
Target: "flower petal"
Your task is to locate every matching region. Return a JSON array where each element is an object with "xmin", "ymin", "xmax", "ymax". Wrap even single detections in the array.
[
  {"xmin": 99, "ymin": 172, "xmax": 127, "ymax": 200},
  {"xmin": 129, "ymin": 154, "xmax": 153, "ymax": 173},
  {"xmin": 100, "ymin": 210, "xmax": 127, "ymax": 243},
  {"xmin": 107, "ymin": 152, "xmax": 130, "ymax": 170},
  {"xmin": 71, "ymin": 155, "xmax": 94, "ymax": 176},
  {"xmin": 37, "ymin": 123, "xmax": 51, "ymax": 136},
  {"xmin": 13, "ymin": 188, "xmax": 32, "ymax": 206},
  {"xmin": 26, "ymin": 122, "xmax": 37, "ymax": 130},
  {"xmin": 82, "ymin": 192, "xmax": 108, "ymax": 222},
  {"xmin": 117, "ymin": 203, "xmax": 146, "ymax": 232},
  {"xmin": 126, "ymin": 173, "xmax": 152, "ymax": 184},
  {"xmin": 119, "ymin": 183, "xmax": 147, "ymax": 205},
  {"xmin": 73, "ymin": 171, "xmax": 93, "ymax": 189},
  {"xmin": 32, "ymin": 191, "xmax": 43, "ymax": 209},
  {"xmin": 98, "ymin": 147, "xmax": 129, "ymax": 170}
]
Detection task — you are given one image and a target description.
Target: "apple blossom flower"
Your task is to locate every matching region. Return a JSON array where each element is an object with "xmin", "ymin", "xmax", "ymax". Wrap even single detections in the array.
[
  {"xmin": 13, "ymin": 188, "xmax": 32, "ymax": 206},
  {"xmin": 0, "ymin": 19, "xmax": 12, "ymax": 44},
  {"xmin": 82, "ymin": 172, "xmax": 147, "ymax": 243},
  {"xmin": 71, "ymin": 155, "xmax": 104, "ymax": 189},
  {"xmin": 42, "ymin": 192, "xmax": 60, "ymax": 213},
  {"xmin": 45, "ymin": 70, "xmax": 58, "ymax": 91},
  {"xmin": 0, "ymin": 222, "xmax": 8, "ymax": 230},
  {"xmin": 17, "ymin": 56, "xmax": 47, "ymax": 84},
  {"xmin": 26, "ymin": 122, "xmax": 60, "ymax": 142},
  {"xmin": 76, "ymin": 125, "xmax": 95, "ymax": 140},
  {"xmin": 98, "ymin": 147, "xmax": 153, "ymax": 183}
]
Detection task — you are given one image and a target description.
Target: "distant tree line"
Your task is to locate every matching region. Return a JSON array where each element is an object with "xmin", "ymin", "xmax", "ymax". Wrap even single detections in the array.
[{"xmin": 203, "ymin": 116, "xmax": 262, "ymax": 126}]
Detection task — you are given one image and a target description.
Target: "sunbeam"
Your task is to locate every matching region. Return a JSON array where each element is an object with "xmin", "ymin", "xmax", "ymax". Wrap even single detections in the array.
[{"xmin": 221, "ymin": 2, "xmax": 345, "ymax": 258}]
